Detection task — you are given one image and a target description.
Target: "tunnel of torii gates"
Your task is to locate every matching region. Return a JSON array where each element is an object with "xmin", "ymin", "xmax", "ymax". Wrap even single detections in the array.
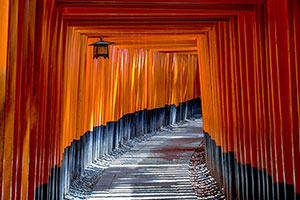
[{"xmin": 0, "ymin": 0, "xmax": 300, "ymax": 199}]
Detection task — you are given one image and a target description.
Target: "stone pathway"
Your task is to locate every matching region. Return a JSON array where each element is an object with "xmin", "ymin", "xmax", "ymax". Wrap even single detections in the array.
[
  {"xmin": 89, "ymin": 118, "xmax": 203, "ymax": 200},
  {"xmin": 65, "ymin": 133, "xmax": 158, "ymax": 199}
]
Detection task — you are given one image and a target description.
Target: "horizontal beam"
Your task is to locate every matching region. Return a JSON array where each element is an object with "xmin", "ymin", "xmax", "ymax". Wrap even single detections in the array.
[
  {"xmin": 131, "ymin": 46, "xmax": 199, "ymax": 51},
  {"xmin": 85, "ymin": 34, "xmax": 206, "ymax": 37},
  {"xmin": 65, "ymin": 18, "xmax": 224, "ymax": 24},
  {"xmin": 62, "ymin": 8, "xmax": 240, "ymax": 16},
  {"xmin": 57, "ymin": 0, "xmax": 264, "ymax": 5},
  {"xmin": 114, "ymin": 44, "xmax": 197, "ymax": 48},
  {"xmin": 74, "ymin": 25, "xmax": 214, "ymax": 30},
  {"xmin": 63, "ymin": 16, "xmax": 231, "ymax": 21},
  {"xmin": 88, "ymin": 35, "xmax": 201, "ymax": 41},
  {"xmin": 85, "ymin": 33, "xmax": 206, "ymax": 38},
  {"xmin": 109, "ymin": 40, "xmax": 197, "ymax": 45},
  {"xmin": 59, "ymin": 3, "xmax": 254, "ymax": 11},
  {"xmin": 160, "ymin": 51, "xmax": 198, "ymax": 55},
  {"xmin": 68, "ymin": 21, "xmax": 215, "ymax": 27},
  {"xmin": 76, "ymin": 27, "xmax": 211, "ymax": 31},
  {"xmin": 77, "ymin": 29, "xmax": 210, "ymax": 34}
]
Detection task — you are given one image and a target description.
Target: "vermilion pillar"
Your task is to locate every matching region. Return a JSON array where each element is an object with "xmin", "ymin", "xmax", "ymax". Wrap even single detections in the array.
[{"xmin": 199, "ymin": 2, "xmax": 300, "ymax": 199}]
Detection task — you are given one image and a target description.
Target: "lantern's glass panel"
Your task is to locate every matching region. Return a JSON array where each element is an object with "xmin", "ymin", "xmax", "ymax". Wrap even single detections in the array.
[
  {"xmin": 94, "ymin": 45, "xmax": 97, "ymax": 58},
  {"xmin": 98, "ymin": 45, "xmax": 108, "ymax": 55}
]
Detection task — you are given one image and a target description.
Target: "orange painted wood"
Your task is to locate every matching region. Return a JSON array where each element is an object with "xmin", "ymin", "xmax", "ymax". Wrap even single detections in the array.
[
  {"xmin": 0, "ymin": 0, "xmax": 9, "ymax": 198},
  {"xmin": 1, "ymin": 0, "xmax": 300, "ymax": 198}
]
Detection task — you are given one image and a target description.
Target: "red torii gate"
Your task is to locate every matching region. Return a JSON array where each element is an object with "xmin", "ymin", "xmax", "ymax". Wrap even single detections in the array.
[{"xmin": 0, "ymin": 0, "xmax": 299, "ymax": 199}]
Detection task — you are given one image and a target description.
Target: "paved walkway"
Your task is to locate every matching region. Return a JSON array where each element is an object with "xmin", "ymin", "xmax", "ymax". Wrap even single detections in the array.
[{"xmin": 89, "ymin": 118, "xmax": 203, "ymax": 200}]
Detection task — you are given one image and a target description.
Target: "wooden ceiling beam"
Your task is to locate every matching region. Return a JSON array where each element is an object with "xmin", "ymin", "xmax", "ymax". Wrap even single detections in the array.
[
  {"xmin": 62, "ymin": 7, "xmax": 248, "ymax": 16},
  {"xmin": 67, "ymin": 21, "xmax": 215, "ymax": 27},
  {"xmin": 59, "ymin": 3, "xmax": 254, "ymax": 11},
  {"xmin": 115, "ymin": 47, "xmax": 198, "ymax": 51},
  {"xmin": 57, "ymin": 0, "xmax": 264, "ymax": 5},
  {"xmin": 76, "ymin": 28, "xmax": 210, "ymax": 34},
  {"xmin": 56, "ymin": 0, "xmax": 263, "ymax": 55},
  {"xmin": 114, "ymin": 43, "xmax": 197, "ymax": 48},
  {"xmin": 85, "ymin": 33, "xmax": 206, "ymax": 38},
  {"xmin": 88, "ymin": 35, "xmax": 200, "ymax": 41},
  {"xmin": 73, "ymin": 25, "xmax": 214, "ymax": 30},
  {"xmin": 60, "ymin": 6, "xmax": 240, "ymax": 23},
  {"xmin": 148, "ymin": 46, "xmax": 198, "ymax": 51},
  {"xmin": 159, "ymin": 51, "xmax": 198, "ymax": 55},
  {"xmin": 106, "ymin": 40, "xmax": 197, "ymax": 45},
  {"xmin": 62, "ymin": 16, "xmax": 231, "ymax": 22}
]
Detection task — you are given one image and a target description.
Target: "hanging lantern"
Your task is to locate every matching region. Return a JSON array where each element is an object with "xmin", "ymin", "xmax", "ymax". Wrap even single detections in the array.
[{"xmin": 89, "ymin": 38, "xmax": 114, "ymax": 59}]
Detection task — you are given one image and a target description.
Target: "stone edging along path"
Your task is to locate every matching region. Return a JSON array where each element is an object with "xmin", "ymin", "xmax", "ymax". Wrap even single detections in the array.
[{"xmin": 189, "ymin": 140, "xmax": 226, "ymax": 200}]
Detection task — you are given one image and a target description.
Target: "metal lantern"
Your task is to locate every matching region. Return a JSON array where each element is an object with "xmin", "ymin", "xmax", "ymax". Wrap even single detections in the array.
[{"xmin": 89, "ymin": 38, "xmax": 114, "ymax": 59}]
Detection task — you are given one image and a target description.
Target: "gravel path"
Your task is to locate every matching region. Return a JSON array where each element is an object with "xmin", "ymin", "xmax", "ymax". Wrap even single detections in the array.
[{"xmin": 189, "ymin": 140, "xmax": 226, "ymax": 199}]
